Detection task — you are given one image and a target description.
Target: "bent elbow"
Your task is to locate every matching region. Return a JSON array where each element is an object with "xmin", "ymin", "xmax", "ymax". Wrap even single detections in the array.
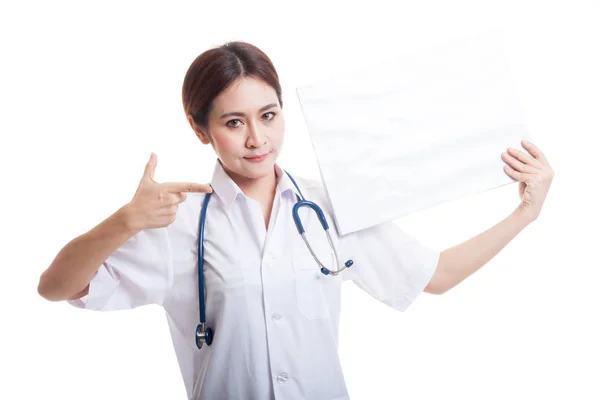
[
  {"xmin": 424, "ymin": 279, "xmax": 447, "ymax": 295},
  {"xmin": 423, "ymin": 253, "xmax": 454, "ymax": 295},
  {"xmin": 37, "ymin": 280, "xmax": 56, "ymax": 301},
  {"xmin": 37, "ymin": 271, "xmax": 64, "ymax": 302}
]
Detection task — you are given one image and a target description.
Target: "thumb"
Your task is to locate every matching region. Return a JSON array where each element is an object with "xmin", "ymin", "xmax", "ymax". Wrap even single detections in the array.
[{"xmin": 143, "ymin": 152, "xmax": 157, "ymax": 181}]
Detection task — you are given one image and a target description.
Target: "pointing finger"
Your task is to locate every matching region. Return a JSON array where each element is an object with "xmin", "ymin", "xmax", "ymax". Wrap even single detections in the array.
[{"xmin": 161, "ymin": 182, "xmax": 213, "ymax": 193}]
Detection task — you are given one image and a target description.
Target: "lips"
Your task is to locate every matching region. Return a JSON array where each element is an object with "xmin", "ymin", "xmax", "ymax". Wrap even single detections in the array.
[
  {"xmin": 244, "ymin": 152, "xmax": 269, "ymax": 159},
  {"xmin": 243, "ymin": 151, "xmax": 271, "ymax": 163}
]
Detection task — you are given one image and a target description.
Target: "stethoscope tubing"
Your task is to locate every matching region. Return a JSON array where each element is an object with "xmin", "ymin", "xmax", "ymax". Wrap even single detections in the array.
[{"xmin": 195, "ymin": 171, "xmax": 353, "ymax": 349}]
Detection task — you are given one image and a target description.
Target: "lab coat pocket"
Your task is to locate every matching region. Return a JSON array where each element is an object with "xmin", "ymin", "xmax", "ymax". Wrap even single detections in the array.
[{"xmin": 292, "ymin": 249, "xmax": 333, "ymax": 320}]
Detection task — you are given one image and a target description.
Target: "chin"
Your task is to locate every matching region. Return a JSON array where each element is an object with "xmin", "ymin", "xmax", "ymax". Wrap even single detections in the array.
[
  {"xmin": 227, "ymin": 155, "xmax": 276, "ymax": 180},
  {"xmin": 241, "ymin": 161, "xmax": 275, "ymax": 179}
]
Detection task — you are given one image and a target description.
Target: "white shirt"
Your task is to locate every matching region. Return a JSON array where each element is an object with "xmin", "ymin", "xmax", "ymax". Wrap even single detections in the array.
[{"xmin": 68, "ymin": 158, "xmax": 440, "ymax": 400}]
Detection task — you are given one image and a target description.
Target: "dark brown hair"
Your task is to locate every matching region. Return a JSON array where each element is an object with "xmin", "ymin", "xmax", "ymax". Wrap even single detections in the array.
[{"xmin": 182, "ymin": 41, "xmax": 283, "ymax": 133}]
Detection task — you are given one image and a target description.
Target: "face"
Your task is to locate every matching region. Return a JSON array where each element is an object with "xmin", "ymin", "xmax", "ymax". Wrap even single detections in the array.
[{"xmin": 188, "ymin": 76, "xmax": 284, "ymax": 184}]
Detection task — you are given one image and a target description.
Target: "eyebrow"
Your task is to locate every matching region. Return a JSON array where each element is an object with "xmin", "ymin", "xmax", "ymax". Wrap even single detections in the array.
[{"xmin": 219, "ymin": 103, "xmax": 279, "ymax": 119}]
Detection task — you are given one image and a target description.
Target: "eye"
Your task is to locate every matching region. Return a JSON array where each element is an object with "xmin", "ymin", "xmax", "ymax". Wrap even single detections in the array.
[
  {"xmin": 263, "ymin": 111, "xmax": 276, "ymax": 120},
  {"xmin": 225, "ymin": 112, "xmax": 276, "ymax": 128},
  {"xmin": 226, "ymin": 119, "xmax": 242, "ymax": 128}
]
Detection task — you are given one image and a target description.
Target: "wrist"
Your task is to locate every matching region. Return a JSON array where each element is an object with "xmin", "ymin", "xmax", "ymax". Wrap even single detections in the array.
[
  {"xmin": 116, "ymin": 204, "xmax": 142, "ymax": 235},
  {"xmin": 512, "ymin": 206, "xmax": 537, "ymax": 226}
]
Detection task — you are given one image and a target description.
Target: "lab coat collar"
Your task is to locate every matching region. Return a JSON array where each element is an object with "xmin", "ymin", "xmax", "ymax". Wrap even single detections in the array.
[
  {"xmin": 209, "ymin": 158, "xmax": 302, "ymax": 211},
  {"xmin": 274, "ymin": 163, "xmax": 303, "ymax": 200}
]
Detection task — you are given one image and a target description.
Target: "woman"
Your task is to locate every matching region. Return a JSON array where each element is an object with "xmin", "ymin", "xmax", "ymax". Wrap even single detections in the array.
[{"xmin": 37, "ymin": 41, "xmax": 554, "ymax": 400}]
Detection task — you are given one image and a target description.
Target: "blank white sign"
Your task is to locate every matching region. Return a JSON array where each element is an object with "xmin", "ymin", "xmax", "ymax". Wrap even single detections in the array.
[{"xmin": 296, "ymin": 29, "xmax": 532, "ymax": 235}]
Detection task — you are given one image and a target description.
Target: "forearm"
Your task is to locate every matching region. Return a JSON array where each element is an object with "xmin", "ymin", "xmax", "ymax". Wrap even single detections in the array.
[
  {"xmin": 37, "ymin": 205, "xmax": 139, "ymax": 301},
  {"xmin": 433, "ymin": 209, "xmax": 532, "ymax": 294}
]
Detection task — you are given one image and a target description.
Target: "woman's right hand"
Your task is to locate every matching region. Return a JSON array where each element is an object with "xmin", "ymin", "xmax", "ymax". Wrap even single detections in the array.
[{"xmin": 124, "ymin": 152, "xmax": 213, "ymax": 231}]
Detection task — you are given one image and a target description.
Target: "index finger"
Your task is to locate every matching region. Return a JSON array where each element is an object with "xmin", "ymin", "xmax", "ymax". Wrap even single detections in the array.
[{"xmin": 161, "ymin": 182, "xmax": 213, "ymax": 193}]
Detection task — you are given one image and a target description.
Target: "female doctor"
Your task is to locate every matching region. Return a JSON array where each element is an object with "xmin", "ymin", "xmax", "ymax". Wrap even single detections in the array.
[{"xmin": 37, "ymin": 41, "xmax": 554, "ymax": 400}]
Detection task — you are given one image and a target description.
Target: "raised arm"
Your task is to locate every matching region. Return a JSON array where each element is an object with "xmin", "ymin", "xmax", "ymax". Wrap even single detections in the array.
[{"xmin": 37, "ymin": 152, "xmax": 212, "ymax": 302}]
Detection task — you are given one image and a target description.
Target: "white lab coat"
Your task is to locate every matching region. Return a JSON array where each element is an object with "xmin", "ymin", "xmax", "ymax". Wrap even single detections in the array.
[{"xmin": 68, "ymin": 158, "xmax": 440, "ymax": 400}]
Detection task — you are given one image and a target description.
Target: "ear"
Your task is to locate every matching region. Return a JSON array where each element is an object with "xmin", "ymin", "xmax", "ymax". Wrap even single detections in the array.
[{"xmin": 187, "ymin": 114, "xmax": 211, "ymax": 145}]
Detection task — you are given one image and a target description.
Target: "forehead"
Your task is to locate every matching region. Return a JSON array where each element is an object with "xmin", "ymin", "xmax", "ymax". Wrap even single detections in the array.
[{"xmin": 212, "ymin": 77, "xmax": 278, "ymax": 111}]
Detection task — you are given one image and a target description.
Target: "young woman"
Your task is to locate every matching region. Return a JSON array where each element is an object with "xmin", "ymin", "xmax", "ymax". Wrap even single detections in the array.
[{"xmin": 38, "ymin": 41, "xmax": 554, "ymax": 400}]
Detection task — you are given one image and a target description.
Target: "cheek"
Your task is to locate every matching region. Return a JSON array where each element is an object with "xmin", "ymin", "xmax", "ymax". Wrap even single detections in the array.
[
  {"xmin": 271, "ymin": 119, "xmax": 285, "ymax": 145},
  {"xmin": 212, "ymin": 134, "xmax": 241, "ymax": 155}
]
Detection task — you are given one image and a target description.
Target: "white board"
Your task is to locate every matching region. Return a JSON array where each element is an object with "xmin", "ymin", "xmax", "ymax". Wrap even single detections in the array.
[{"xmin": 296, "ymin": 30, "xmax": 532, "ymax": 235}]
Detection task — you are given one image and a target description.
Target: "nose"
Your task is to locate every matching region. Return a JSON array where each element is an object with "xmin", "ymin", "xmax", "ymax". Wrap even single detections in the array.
[{"xmin": 246, "ymin": 124, "xmax": 267, "ymax": 148}]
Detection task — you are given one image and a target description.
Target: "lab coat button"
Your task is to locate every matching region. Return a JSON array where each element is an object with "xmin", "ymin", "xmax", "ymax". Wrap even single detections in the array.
[
  {"xmin": 263, "ymin": 253, "xmax": 275, "ymax": 268},
  {"xmin": 272, "ymin": 312, "xmax": 282, "ymax": 321},
  {"xmin": 276, "ymin": 372, "xmax": 288, "ymax": 383}
]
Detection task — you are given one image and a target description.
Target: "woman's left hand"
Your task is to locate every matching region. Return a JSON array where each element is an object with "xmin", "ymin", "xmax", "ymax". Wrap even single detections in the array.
[{"xmin": 501, "ymin": 139, "xmax": 554, "ymax": 223}]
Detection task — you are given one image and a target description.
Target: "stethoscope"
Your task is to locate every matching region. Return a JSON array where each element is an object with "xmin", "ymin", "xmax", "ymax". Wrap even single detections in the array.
[{"xmin": 195, "ymin": 170, "xmax": 354, "ymax": 349}]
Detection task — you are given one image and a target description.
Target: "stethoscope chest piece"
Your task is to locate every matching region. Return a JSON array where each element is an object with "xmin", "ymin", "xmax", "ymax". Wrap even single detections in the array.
[{"xmin": 196, "ymin": 323, "xmax": 213, "ymax": 349}]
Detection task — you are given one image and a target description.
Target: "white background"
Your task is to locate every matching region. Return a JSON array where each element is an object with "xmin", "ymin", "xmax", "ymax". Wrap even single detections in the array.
[{"xmin": 1, "ymin": 0, "xmax": 598, "ymax": 399}]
